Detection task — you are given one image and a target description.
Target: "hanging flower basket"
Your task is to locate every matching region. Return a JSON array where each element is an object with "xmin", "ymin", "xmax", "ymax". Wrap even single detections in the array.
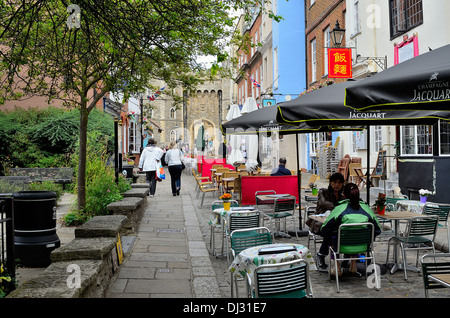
[{"xmin": 126, "ymin": 111, "xmax": 136, "ymax": 120}]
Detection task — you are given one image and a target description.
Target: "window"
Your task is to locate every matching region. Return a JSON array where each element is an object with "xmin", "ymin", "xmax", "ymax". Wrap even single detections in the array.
[
  {"xmin": 373, "ymin": 126, "xmax": 383, "ymax": 152},
  {"xmin": 311, "ymin": 38, "xmax": 316, "ymax": 83},
  {"xmin": 440, "ymin": 121, "xmax": 450, "ymax": 155},
  {"xmin": 170, "ymin": 107, "xmax": 176, "ymax": 119},
  {"xmin": 310, "ymin": 0, "xmax": 315, "ymax": 6},
  {"xmin": 400, "ymin": 125, "xmax": 432, "ymax": 155},
  {"xmin": 390, "ymin": 0, "xmax": 423, "ymax": 38},
  {"xmin": 274, "ymin": 47, "xmax": 279, "ymax": 89},
  {"xmin": 352, "ymin": 0, "xmax": 360, "ymax": 36},
  {"xmin": 323, "ymin": 27, "xmax": 330, "ymax": 76},
  {"xmin": 129, "ymin": 121, "xmax": 140, "ymax": 153}
]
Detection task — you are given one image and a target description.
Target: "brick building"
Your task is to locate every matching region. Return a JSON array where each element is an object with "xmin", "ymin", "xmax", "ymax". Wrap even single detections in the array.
[
  {"xmin": 305, "ymin": 0, "xmax": 347, "ymax": 89},
  {"xmin": 236, "ymin": 13, "xmax": 263, "ymax": 106}
]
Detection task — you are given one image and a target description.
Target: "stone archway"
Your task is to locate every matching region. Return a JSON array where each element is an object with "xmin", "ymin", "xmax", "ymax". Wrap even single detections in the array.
[{"xmin": 190, "ymin": 118, "xmax": 219, "ymax": 158}]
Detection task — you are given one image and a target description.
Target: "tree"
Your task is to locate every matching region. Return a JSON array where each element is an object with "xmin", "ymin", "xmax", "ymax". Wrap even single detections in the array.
[{"xmin": 0, "ymin": 0, "xmax": 279, "ymax": 210}]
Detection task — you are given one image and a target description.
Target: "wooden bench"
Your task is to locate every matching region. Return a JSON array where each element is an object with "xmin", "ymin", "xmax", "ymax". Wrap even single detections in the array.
[{"xmin": 8, "ymin": 167, "xmax": 74, "ymax": 190}]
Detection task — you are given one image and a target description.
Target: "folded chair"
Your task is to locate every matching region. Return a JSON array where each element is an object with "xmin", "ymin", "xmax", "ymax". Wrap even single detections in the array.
[
  {"xmin": 229, "ymin": 227, "xmax": 273, "ymax": 298},
  {"xmin": 329, "ymin": 222, "xmax": 379, "ymax": 293},
  {"xmin": 247, "ymin": 258, "xmax": 313, "ymax": 298},
  {"xmin": 386, "ymin": 216, "xmax": 439, "ymax": 281}
]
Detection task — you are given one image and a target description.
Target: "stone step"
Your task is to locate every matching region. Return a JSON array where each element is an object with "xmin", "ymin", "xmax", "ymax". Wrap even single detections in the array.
[
  {"xmin": 8, "ymin": 260, "xmax": 104, "ymax": 298},
  {"xmin": 51, "ymin": 237, "xmax": 117, "ymax": 262},
  {"xmin": 75, "ymin": 215, "xmax": 127, "ymax": 238}
]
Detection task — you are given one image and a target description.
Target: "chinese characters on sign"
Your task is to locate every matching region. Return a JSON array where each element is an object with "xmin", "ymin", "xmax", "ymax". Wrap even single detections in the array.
[{"xmin": 328, "ymin": 48, "xmax": 352, "ymax": 78}]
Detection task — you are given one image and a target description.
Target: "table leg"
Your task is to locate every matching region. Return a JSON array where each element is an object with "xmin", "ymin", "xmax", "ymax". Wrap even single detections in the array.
[{"xmin": 389, "ymin": 219, "xmax": 421, "ymax": 274}]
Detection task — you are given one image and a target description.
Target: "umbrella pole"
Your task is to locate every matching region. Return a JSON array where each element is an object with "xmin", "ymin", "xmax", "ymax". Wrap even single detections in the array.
[
  {"xmin": 366, "ymin": 126, "xmax": 371, "ymax": 204},
  {"xmin": 289, "ymin": 133, "xmax": 308, "ymax": 237}
]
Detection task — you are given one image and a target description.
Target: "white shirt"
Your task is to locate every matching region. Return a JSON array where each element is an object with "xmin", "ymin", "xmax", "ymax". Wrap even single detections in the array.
[
  {"xmin": 139, "ymin": 145, "xmax": 164, "ymax": 171},
  {"xmin": 165, "ymin": 149, "xmax": 184, "ymax": 166}
]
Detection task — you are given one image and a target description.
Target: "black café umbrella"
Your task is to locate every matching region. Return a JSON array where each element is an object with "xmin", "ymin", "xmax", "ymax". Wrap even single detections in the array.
[
  {"xmin": 344, "ymin": 44, "xmax": 450, "ymax": 111},
  {"xmin": 222, "ymin": 104, "xmax": 364, "ymax": 236},
  {"xmin": 277, "ymin": 80, "xmax": 450, "ymax": 203}
]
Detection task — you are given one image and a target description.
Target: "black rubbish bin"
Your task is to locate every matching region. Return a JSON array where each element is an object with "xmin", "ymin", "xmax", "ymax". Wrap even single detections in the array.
[
  {"xmin": 13, "ymin": 191, "xmax": 60, "ymax": 267},
  {"xmin": 122, "ymin": 164, "xmax": 134, "ymax": 179}
]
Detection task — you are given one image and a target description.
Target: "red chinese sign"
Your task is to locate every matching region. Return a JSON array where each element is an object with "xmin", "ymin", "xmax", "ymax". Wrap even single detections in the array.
[{"xmin": 328, "ymin": 48, "xmax": 352, "ymax": 78}]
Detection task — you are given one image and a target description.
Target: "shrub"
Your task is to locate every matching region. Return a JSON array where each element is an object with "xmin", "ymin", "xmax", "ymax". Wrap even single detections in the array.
[
  {"xmin": 29, "ymin": 181, "xmax": 64, "ymax": 202},
  {"xmin": 64, "ymin": 132, "xmax": 131, "ymax": 226}
]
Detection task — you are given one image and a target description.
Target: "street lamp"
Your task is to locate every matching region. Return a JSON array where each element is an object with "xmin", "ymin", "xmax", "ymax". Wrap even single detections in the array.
[{"xmin": 330, "ymin": 20, "xmax": 346, "ymax": 47}]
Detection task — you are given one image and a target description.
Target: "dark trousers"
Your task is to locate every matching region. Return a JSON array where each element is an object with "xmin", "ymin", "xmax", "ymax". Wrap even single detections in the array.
[
  {"xmin": 168, "ymin": 165, "xmax": 183, "ymax": 194},
  {"xmin": 319, "ymin": 235, "xmax": 337, "ymax": 256},
  {"xmin": 145, "ymin": 170, "xmax": 157, "ymax": 195}
]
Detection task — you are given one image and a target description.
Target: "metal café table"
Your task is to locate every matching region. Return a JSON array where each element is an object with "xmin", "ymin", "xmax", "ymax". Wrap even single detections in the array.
[
  {"xmin": 378, "ymin": 210, "xmax": 429, "ymax": 274},
  {"xmin": 396, "ymin": 199, "xmax": 428, "ymax": 214},
  {"xmin": 221, "ymin": 177, "xmax": 236, "ymax": 193},
  {"xmin": 210, "ymin": 206, "xmax": 257, "ymax": 257}
]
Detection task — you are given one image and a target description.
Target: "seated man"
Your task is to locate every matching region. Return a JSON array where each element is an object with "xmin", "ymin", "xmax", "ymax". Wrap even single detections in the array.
[{"xmin": 270, "ymin": 157, "xmax": 292, "ymax": 176}]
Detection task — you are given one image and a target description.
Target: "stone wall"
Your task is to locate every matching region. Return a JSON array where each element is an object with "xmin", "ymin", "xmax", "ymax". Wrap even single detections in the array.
[{"xmin": 8, "ymin": 185, "xmax": 148, "ymax": 298}]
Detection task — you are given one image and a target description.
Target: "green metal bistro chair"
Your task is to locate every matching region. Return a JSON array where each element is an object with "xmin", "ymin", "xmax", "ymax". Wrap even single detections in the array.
[
  {"xmin": 385, "ymin": 195, "xmax": 408, "ymax": 211},
  {"xmin": 262, "ymin": 196, "xmax": 298, "ymax": 241},
  {"xmin": 223, "ymin": 210, "xmax": 261, "ymax": 265},
  {"xmin": 386, "ymin": 216, "xmax": 439, "ymax": 281},
  {"xmin": 210, "ymin": 200, "xmax": 239, "ymax": 256},
  {"xmin": 329, "ymin": 222, "xmax": 379, "ymax": 293},
  {"xmin": 423, "ymin": 203, "xmax": 450, "ymax": 250},
  {"xmin": 247, "ymin": 258, "xmax": 313, "ymax": 298},
  {"xmin": 229, "ymin": 227, "xmax": 273, "ymax": 298},
  {"xmin": 421, "ymin": 253, "xmax": 450, "ymax": 298},
  {"xmin": 255, "ymin": 190, "xmax": 276, "ymax": 213}
]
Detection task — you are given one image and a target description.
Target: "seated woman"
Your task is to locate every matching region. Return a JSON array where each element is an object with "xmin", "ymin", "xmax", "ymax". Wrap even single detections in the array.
[
  {"xmin": 320, "ymin": 183, "xmax": 381, "ymax": 275},
  {"xmin": 306, "ymin": 172, "xmax": 344, "ymax": 270}
]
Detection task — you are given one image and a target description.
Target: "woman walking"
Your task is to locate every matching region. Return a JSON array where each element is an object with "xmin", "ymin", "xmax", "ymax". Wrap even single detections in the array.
[
  {"xmin": 166, "ymin": 141, "xmax": 184, "ymax": 196},
  {"xmin": 138, "ymin": 138, "xmax": 164, "ymax": 197}
]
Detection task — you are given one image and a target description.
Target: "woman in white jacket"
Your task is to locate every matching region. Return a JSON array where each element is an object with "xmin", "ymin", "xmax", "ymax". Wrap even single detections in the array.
[
  {"xmin": 165, "ymin": 141, "xmax": 184, "ymax": 196},
  {"xmin": 138, "ymin": 138, "xmax": 164, "ymax": 197}
]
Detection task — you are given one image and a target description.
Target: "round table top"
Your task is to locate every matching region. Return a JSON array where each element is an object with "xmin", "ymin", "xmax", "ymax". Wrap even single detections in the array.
[{"xmin": 228, "ymin": 243, "xmax": 314, "ymax": 278}]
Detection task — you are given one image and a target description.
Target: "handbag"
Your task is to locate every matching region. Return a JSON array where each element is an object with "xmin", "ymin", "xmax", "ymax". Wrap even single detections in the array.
[
  {"xmin": 180, "ymin": 150, "xmax": 185, "ymax": 170},
  {"xmin": 156, "ymin": 163, "xmax": 165, "ymax": 180}
]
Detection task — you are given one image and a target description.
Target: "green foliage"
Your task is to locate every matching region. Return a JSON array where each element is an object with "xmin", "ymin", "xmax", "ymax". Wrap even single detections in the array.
[
  {"xmin": 64, "ymin": 134, "xmax": 131, "ymax": 226},
  {"xmin": 0, "ymin": 264, "xmax": 14, "ymax": 298},
  {"xmin": 0, "ymin": 107, "xmax": 114, "ymax": 172},
  {"xmin": 29, "ymin": 181, "xmax": 64, "ymax": 202}
]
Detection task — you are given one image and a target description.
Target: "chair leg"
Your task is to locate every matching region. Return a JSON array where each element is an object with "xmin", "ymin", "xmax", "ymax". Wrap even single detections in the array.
[
  {"xmin": 200, "ymin": 192, "xmax": 205, "ymax": 207},
  {"xmin": 400, "ymin": 243, "xmax": 408, "ymax": 281},
  {"xmin": 230, "ymin": 272, "xmax": 234, "ymax": 298}
]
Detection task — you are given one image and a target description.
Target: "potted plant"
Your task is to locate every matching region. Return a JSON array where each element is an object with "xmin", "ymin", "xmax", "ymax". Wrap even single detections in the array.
[
  {"xmin": 309, "ymin": 183, "xmax": 318, "ymax": 196},
  {"xmin": 220, "ymin": 193, "xmax": 232, "ymax": 211},
  {"xmin": 374, "ymin": 193, "xmax": 386, "ymax": 215},
  {"xmin": 419, "ymin": 189, "xmax": 433, "ymax": 203}
]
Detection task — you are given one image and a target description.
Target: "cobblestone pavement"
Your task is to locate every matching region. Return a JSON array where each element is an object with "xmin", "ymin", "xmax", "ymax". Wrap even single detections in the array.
[{"xmin": 189, "ymin": 172, "xmax": 450, "ymax": 299}]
